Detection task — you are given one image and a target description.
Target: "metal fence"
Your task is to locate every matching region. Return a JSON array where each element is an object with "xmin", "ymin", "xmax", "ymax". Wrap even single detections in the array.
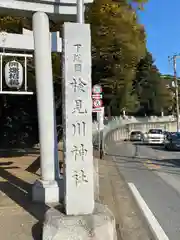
[{"xmin": 92, "ymin": 115, "xmax": 177, "ymax": 153}]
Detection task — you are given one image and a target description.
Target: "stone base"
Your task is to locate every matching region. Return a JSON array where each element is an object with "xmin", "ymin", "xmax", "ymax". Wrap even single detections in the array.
[
  {"xmin": 32, "ymin": 179, "xmax": 64, "ymax": 203},
  {"xmin": 43, "ymin": 203, "xmax": 117, "ymax": 240}
]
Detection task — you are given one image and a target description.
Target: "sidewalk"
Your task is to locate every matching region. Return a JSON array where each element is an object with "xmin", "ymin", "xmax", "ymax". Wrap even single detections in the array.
[
  {"xmin": 0, "ymin": 149, "xmax": 47, "ymax": 240},
  {"xmin": 0, "ymin": 148, "xmax": 152, "ymax": 239}
]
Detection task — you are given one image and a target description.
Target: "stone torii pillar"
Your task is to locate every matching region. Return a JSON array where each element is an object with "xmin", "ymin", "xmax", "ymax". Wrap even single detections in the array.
[{"xmin": 32, "ymin": 11, "xmax": 61, "ymax": 203}]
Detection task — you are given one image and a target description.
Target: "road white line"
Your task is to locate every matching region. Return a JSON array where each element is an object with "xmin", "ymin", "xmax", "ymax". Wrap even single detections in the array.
[{"xmin": 128, "ymin": 182, "xmax": 169, "ymax": 240}]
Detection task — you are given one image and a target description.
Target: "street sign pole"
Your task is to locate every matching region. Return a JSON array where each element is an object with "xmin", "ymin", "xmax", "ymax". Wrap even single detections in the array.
[
  {"xmin": 97, "ymin": 107, "xmax": 104, "ymax": 159},
  {"xmin": 92, "ymin": 84, "xmax": 104, "ymax": 158},
  {"xmin": 97, "ymin": 112, "xmax": 101, "ymax": 158}
]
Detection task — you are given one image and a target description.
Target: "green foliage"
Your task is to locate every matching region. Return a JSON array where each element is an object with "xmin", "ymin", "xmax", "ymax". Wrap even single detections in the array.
[
  {"xmin": 0, "ymin": 16, "xmax": 24, "ymax": 33},
  {"xmin": 133, "ymin": 51, "xmax": 173, "ymax": 115},
  {"xmin": 86, "ymin": 0, "xmax": 147, "ymax": 115}
]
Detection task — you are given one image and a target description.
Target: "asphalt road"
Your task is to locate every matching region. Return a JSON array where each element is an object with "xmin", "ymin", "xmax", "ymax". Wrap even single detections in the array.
[{"xmin": 107, "ymin": 141, "xmax": 180, "ymax": 240}]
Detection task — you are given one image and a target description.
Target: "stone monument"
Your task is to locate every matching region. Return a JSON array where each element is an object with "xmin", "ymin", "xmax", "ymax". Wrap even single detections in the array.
[{"xmin": 62, "ymin": 22, "xmax": 94, "ymax": 215}]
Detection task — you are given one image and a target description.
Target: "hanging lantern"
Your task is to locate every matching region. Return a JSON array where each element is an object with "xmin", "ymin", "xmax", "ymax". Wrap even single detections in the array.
[{"xmin": 5, "ymin": 60, "xmax": 23, "ymax": 89}]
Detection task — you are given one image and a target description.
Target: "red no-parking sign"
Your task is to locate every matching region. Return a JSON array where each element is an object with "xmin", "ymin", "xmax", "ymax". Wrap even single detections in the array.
[
  {"xmin": 93, "ymin": 99, "xmax": 103, "ymax": 108},
  {"xmin": 92, "ymin": 85, "xmax": 103, "ymax": 112}
]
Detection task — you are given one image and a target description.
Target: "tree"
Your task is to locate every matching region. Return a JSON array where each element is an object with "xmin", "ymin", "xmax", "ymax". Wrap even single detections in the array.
[
  {"xmin": 133, "ymin": 51, "xmax": 173, "ymax": 115},
  {"xmin": 0, "ymin": 16, "xmax": 24, "ymax": 33},
  {"xmin": 160, "ymin": 74, "xmax": 179, "ymax": 115},
  {"xmin": 86, "ymin": 0, "xmax": 147, "ymax": 115}
]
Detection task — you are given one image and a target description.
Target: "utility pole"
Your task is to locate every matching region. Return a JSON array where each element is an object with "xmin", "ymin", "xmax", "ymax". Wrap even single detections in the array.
[{"xmin": 169, "ymin": 54, "xmax": 180, "ymax": 131}]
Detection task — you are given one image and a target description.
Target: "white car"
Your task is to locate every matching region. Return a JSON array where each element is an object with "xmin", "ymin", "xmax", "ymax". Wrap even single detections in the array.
[{"xmin": 143, "ymin": 129, "xmax": 164, "ymax": 144}]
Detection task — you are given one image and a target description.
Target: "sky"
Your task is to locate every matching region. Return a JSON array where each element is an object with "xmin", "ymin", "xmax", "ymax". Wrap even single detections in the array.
[{"xmin": 138, "ymin": 0, "xmax": 180, "ymax": 76}]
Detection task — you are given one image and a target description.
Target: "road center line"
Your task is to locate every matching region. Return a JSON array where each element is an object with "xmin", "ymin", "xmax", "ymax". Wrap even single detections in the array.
[{"xmin": 128, "ymin": 182, "xmax": 169, "ymax": 240}]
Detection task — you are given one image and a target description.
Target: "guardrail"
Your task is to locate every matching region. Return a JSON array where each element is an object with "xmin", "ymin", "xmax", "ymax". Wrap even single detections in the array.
[{"xmin": 92, "ymin": 116, "xmax": 177, "ymax": 153}]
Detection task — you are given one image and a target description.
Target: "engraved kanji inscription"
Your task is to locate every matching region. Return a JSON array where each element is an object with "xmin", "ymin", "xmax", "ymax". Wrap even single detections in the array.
[
  {"xmin": 73, "ymin": 44, "xmax": 82, "ymax": 72},
  {"xmin": 70, "ymin": 77, "xmax": 87, "ymax": 92},
  {"xmin": 72, "ymin": 100, "xmax": 87, "ymax": 114},
  {"xmin": 72, "ymin": 121, "xmax": 86, "ymax": 136},
  {"xmin": 72, "ymin": 170, "xmax": 88, "ymax": 186},
  {"xmin": 71, "ymin": 144, "xmax": 87, "ymax": 161},
  {"xmin": 73, "ymin": 44, "xmax": 82, "ymax": 63},
  {"xmin": 73, "ymin": 54, "xmax": 81, "ymax": 63},
  {"xmin": 74, "ymin": 63, "xmax": 82, "ymax": 72},
  {"xmin": 74, "ymin": 44, "xmax": 81, "ymax": 52}
]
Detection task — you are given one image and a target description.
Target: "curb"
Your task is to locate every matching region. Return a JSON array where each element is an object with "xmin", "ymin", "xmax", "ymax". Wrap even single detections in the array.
[{"xmin": 111, "ymin": 155, "xmax": 154, "ymax": 240}]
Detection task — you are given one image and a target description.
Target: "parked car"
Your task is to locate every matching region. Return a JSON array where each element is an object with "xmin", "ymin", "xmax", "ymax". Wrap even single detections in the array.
[
  {"xmin": 143, "ymin": 128, "xmax": 164, "ymax": 144},
  {"xmin": 163, "ymin": 131, "xmax": 169, "ymax": 138},
  {"xmin": 164, "ymin": 131, "xmax": 174, "ymax": 140},
  {"xmin": 130, "ymin": 131, "xmax": 143, "ymax": 141},
  {"xmin": 164, "ymin": 132, "xmax": 180, "ymax": 151}
]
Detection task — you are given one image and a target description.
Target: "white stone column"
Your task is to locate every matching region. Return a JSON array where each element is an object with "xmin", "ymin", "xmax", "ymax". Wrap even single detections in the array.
[
  {"xmin": 62, "ymin": 22, "xmax": 94, "ymax": 215},
  {"xmin": 32, "ymin": 11, "xmax": 61, "ymax": 203}
]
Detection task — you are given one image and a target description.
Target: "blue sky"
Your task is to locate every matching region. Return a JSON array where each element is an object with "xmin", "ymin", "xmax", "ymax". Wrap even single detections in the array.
[{"xmin": 138, "ymin": 0, "xmax": 180, "ymax": 76}]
